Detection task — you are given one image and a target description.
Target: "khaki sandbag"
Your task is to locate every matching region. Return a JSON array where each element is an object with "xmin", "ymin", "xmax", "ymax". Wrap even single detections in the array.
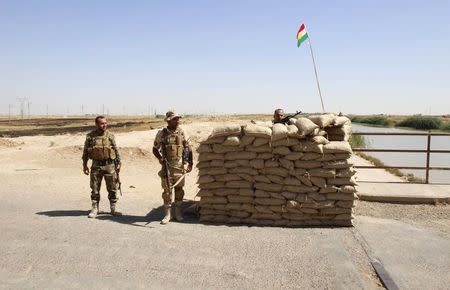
[
  {"xmin": 295, "ymin": 117, "xmax": 319, "ymax": 136},
  {"xmin": 294, "ymin": 160, "xmax": 322, "ymax": 169},
  {"xmin": 214, "ymin": 174, "xmax": 242, "ymax": 182},
  {"xmin": 209, "ymin": 124, "xmax": 241, "ymax": 138},
  {"xmin": 334, "ymin": 116, "xmax": 351, "ymax": 126},
  {"xmin": 266, "ymin": 174, "xmax": 284, "ymax": 185},
  {"xmin": 309, "ymin": 168, "xmax": 336, "ymax": 178},
  {"xmin": 202, "ymin": 136, "xmax": 226, "ymax": 144},
  {"xmin": 211, "ymin": 188, "xmax": 239, "ymax": 196},
  {"xmin": 292, "ymin": 141, "xmax": 324, "ymax": 154},
  {"xmin": 273, "ymin": 146, "xmax": 291, "ymax": 155},
  {"xmin": 197, "ymin": 189, "xmax": 214, "ymax": 197},
  {"xmin": 228, "ymin": 195, "xmax": 254, "ymax": 203},
  {"xmin": 339, "ymin": 185, "xmax": 357, "ymax": 193},
  {"xmin": 198, "ymin": 181, "xmax": 225, "ymax": 189},
  {"xmin": 253, "ymin": 137, "xmax": 270, "ymax": 147},
  {"xmin": 326, "ymin": 192, "xmax": 358, "ymax": 200},
  {"xmin": 320, "ymin": 208, "xmax": 352, "ymax": 215},
  {"xmin": 228, "ymin": 167, "xmax": 259, "ymax": 175},
  {"xmin": 212, "ymin": 143, "xmax": 243, "ymax": 154},
  {"xmin": 225, "ymin": 151, "xmax": 257, "ymax": 160},
  {"xmin": 281, "ymin": 191, "xmax": 297, "ymax": 200},
  {"xmin": 307, "ymin": 192, "xmax": 327, "ymax": 201},
  {"xmin": 296, "ymin": 193, "xmax": 307, "ymax": 202},
  {"xmin": 226, "ymin": 203, "xmax": 243, "ymax": 211},
  {"xmin": 238, "ymin": 188, "xmax": 255, "ymax": 196},
  {"xmin": 246, "ymin": 144, "xmax": 271, "ymax": 153},
  {"xmin": 271, "ymin": 137, "xmax": 301, "ymax": 147},
  {"xmin": 284, "ymin": 152, "xmax": 304, "ymax": 161},
  {"xmin": 336, "ymin": 200, "xmax": 354, "ymax": 208},
  {"xmin": 237, "ymin": 173, "xmax": 255, "ymax": 183},
  {"xmin": 251, "ymin": 212, "xmax": 282, "ymax": 220},
  {"xmin": 336, "ymin": 168, "xmax": 356, "ymax": 178},
  {"xmin": 226, "ymin": 180, "xmax": 253, "ymax": 189},
  {"xmin": 298, "ymin": 175, "xmax": 313, "ymax": 186},
  {"xmin": 235, "ymin": 159, "xmax": 251, "ymax": 167},
  {"xmin": 310, "ymin": 177, "xmax": 327, "ymax": 188},
  {"xmin": 269, "ymin": 205, "xmax": 286, "ymax": 213},
  {"xmin": 328, "ymin": 134, "xmax": 346, "ymax": 142},
  {"xmin": 228, "ymin": 210, "xmax": 251, "ymax": 219},
  {"xmin": 224, "ymin": 160, "xmax": 239, "ymax": 168},
  {"xmin": 249, "ymin": 159, "xmax": 265, "ymax": 169},
  {"xmin": 254, "ymin": 205, "xmax": 274, "ymax": 214},
  {"xmin": 301, "ymin": 152, "xmax": 322, "ymax": 161},
  {"xmin": 257, "ymin": 153, "xmax": 274, "ymax": 160},
  {"xmin": 243, "ymin": 124, "xmax": 272, "ymax": 138},
  {"xmin": 264, "ymin": 160, "xmax": 279, "ymax": 167},
  {"xmin": 200, "ymin": 196, "xmax": 228, "ymax": 204},
  {"xmin": 279, "ymin": 158, "xmax": 294, "ymax": 170},
  {"xmin": 198, "ymin": 152, "xmax": 224, "ymax": 162},
  {"xmin": 287, "ymin": 124, "xmax": 301, "ymax": 138},
  {"xmin": 311, "ymin": 135, "xmax": 330, "ymax": 145},
  {"xmin": 284, "ymin": 177, "xmax": 302, "ymax": 186},
  {"xmin": 197, "ymin": 161, "xmax": 210, "ymax": 169},
  {"xmin": 260, "ymin": 167, "xmax": 289, "ymax": 177},
  {"xmin": 308, "ymin": 114, "xmax": 336, "ymax": 128},
  {"xmin": 271, "ymin": 123, "xmax": 288, "ymax": 141},
  {"xmin": 283, "ymin": 184, "xmax": 318, "ymax": 193},
  {"xmin": 319, "ymin": 185, "xmax": 339, "ymax": 194},
  {"xmin": 254, "ymin": 198, "xmax": 285, "ymax": 206},
  {"xmin": 240, "ymin": 135, "xmax": 256, "ymax": 147},
  {"xmin": 323, "ymin": 160, "xmax": 353, "ymax": 169},
  {"xmin": 334, "ymin": 153, "xmax": 352, "ymax": 160},
  {"xmin": 197, "ymin": 175, "xmax": 215, "ymax": 184},
  {"xmin": 255, "ymin": 182, "xmax": 283, "ymax": 192},
  {"xmin": 252, "ymin": 120, "xmax": 273, "ymax": 127},
  {"xmin": 323, "ymin": 141, "xmax": 353, "ymax": 154},
  {"xmin": 255, "ymin": 189, "xmax": 271, "ymax": 197},
  {"xmin": 334, "ymin": 213, "xmax": 353, "ymax": 220},
  {"xmin": 282, "ymin": 213, "xmax": 308, "ymax": 221},
  {"xmin": 254, "ymin": 175, "xmax": 272, "ymax": 183},
  {"xmin": 222, "ymin": 136, "xmax": 241, "ymax": 146},
  {"xmin": 325, "ymin": 125, "xmax": 351, "ymax": 136},
  {"xmin": 203, "ymin": 167, "xmax": 228, "ymax": 176},
  {"xmin": 197, "ymin": 144, "xmax": 213, "ymax": 153}
]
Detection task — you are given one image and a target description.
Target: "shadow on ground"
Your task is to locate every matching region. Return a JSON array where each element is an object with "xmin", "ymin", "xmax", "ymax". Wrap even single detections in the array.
[{"xmin": 35, "ymin": 200, "xmax": 200, "ymax": 228}]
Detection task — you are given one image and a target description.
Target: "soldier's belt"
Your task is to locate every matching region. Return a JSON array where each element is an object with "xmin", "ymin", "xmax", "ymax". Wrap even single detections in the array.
[{"xmin": 92, "ymin": 159, "xmax": 115, "ymax": 166}]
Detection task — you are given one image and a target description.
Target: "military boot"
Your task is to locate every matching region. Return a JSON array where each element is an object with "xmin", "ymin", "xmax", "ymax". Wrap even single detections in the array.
[
  {"xmin": 88, "ymin": 201, "xmax": 98, "ymax": 218},
  {"xmin": 161, "ymin": 205, "xmax": 171, "ymax": 225},
  {"xmin": 174, "ymin": 201, "xmax": 184, "ymax": 222},
  {"xmin": 110, "ymin": 202, "xmax": 122, "ymax": 216}
]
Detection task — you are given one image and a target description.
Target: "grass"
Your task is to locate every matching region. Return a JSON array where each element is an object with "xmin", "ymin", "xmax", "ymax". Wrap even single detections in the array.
[
  {"xmin": 351, "ymin": 115, "xmax": 391, "ymax": 126},
  {"xmin": 395, "ymin": 115, "xmax": 443, "ymax": 130},
  {"xmin": 440, "ymin": 122, "xmax": 450, "ymax": 131},
  {"xmin": 349, "ymin": 134, "xmax": 367, "ymax": 148}
]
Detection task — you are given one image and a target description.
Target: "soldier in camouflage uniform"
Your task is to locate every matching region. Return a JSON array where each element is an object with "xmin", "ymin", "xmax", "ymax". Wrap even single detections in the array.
[
  {"xmin": 152, "ymin": 111, "xmax": 193, "ymax": 224},
  {"xmin": 82, "ymin": 116, "xmax": 122, "ymax": 218}
]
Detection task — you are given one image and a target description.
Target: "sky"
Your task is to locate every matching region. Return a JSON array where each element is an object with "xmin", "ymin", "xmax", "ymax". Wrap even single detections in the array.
[{"xmin": 0, "ymin": 0, "xmax": 449, "ymax": 116}]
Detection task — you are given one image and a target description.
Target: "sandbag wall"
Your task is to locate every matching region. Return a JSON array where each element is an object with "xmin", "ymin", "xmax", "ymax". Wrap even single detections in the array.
[{"xmin": 196, "ymin": 114, "xmax": 357, "ymax": 227}]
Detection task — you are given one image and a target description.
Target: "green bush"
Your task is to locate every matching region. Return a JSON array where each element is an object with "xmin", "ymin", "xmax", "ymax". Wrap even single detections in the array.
[
  {"xmin": 440, "ymin": 122, "xmax": 450, "ymax": 131},
  {"xmin": 351, "ymin": 116, "xmax": 390, "ymax": 126},
  {"xmin": 349, "ymin": 134, "xmax": 367, "ymax": 148},
  {"xmin": 396, "ymin": 116, "xmax": 442, "ymax": 130}
]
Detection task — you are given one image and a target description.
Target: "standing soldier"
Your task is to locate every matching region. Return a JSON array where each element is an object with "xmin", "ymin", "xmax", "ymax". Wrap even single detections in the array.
[
  {"xmin": 152, "ymin": 111, "xmax": 193, "ymax": 225},
  {"xmin": 82, "ymin": 116, "xmax": 122, "ymax": 218}
]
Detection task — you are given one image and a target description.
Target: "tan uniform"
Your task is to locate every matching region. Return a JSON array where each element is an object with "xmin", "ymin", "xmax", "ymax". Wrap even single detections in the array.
[
  {"xmin": 154, "ymin": 127, "xmax": 190, "ymax": 205},
  {"xmin": 82, "ymin": 130, "xmax": 121, "ymax": 203}
]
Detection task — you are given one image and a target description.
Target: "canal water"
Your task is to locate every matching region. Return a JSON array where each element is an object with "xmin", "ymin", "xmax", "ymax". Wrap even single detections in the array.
[{"xmin": 352, "ymin": 124, "xmax": 450, "ymax": 183}]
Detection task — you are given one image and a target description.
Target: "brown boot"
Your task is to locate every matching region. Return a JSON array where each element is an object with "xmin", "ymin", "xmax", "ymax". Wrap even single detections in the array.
[
  {"xmin": 161, "ymin": 205, "xmax": 171, "ymax": 225},
  {"xmin": 174, "ymin": 202, "xmax": 184, "ymax": 222},
  {"xmin": 88, "ymin": 201, "xmax": 98, "ymax": 218},
  {"xmin": 110, "ymin": 202, "xmax": 122, "ymax": 216}
]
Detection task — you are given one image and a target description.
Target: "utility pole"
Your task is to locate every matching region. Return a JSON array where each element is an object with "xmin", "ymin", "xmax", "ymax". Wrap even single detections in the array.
[
  {"xmin": 17, "ymin": 97, "xmax": 27, "ymax": 120},
  {"xmin": 81, "ymin": 104, "xmax": 84, "ymax": 115},
  {"xmin": 46, "ymin": 104, "xmax": 49, "ymax": 118},
  {"xmin": 102, "ymin": 104, "xmax": 105, "ymax": 115},
  {"xmin": 8, "ymin": 104, "xmax": 12, "ymax": 122},
  {"xmin": 27, "ymin": 101, "xmax": 31, "ymax": 118}
]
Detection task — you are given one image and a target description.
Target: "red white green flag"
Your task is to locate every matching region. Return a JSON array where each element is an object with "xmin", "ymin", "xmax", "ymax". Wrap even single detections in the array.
[{"xmin": 297, "ymin": 23, "xmax": 309, "ymax": 47}]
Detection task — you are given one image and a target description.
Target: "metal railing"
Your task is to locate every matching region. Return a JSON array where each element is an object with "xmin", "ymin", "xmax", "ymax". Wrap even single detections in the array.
[{"xmin": 352, "ymin": 131, "xmax": 450, "ymax": 184}]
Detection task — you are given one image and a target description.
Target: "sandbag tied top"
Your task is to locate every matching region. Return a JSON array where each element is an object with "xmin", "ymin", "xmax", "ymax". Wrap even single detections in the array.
[{"xmin": 197, "ymin": 114, "xmax": 357, "ymax": 227}]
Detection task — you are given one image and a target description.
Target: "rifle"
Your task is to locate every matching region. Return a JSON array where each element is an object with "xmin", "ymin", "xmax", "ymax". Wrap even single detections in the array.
[
  {"xmin": 115, "ymin": 160, "xmax": 123, "ymax": 196},
  {"xmin": 279, "ymin": 110, "xmax": 302, "ymax": 124},
  {"xmin": 161, "ymin": 144, "xmax": 172, "ymax": 194}
]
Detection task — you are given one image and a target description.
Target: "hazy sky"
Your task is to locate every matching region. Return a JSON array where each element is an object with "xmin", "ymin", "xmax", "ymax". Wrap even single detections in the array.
[{"xmin": 1, "ymin": 0, "xmax": 449, "ymax": 115}]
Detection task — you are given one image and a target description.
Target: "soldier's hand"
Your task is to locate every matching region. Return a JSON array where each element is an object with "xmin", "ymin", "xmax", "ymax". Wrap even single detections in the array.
[
  {"xmin": 83, "ymin": 164, "xmax": 90, "ymax": 175},
  {"xmin": 116, "ymin": 163, "xmax": 121, "ymax": 173},
  {"xmin": 186, "ymin": 164, "xmax": 193, "ymax": 173},
  {"xmin": 158, "ymin": 158, "xmax": 164, "ymax": 165}
]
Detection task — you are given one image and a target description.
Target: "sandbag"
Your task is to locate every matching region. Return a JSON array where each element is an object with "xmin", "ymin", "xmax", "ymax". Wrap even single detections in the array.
[
  {"xmin": 271, "ymin": 123, "xmax": 288, "ymax": 141},
  {"xmin": 225, "ymin": 151, "xmax": 257, "ymax": 160},
  {"xmin": 311, "ymin": 135, "xmax": 330, "ymax": 145},
  {"xmin": 253, "ymin": 137, "xmax": 270, "ymax": 147},
  {"xmin": 212, "ymin": 143, "xmax": 243, "ymax": 154},
  {"xmin": 197, "ymin": 175, "xmax": 215, "ymax": 184},
  {"xmin": 197, "ymin": 144, "xmax": 213, "ymax": 153},
  {"xmin": 243, "ymin": 124, "xmax": 272, "ymax": 138},
  {"xmin": 273, "ymin": 146, "xmax": 291, "ymax": 155},
  {"xmin": 240, "ymin": 135, "xmax": 255, "ymax": 147},
  {"xmin": 334, "ymin": 116, "xmax": 351, "ymax": 126},
  {"xmin": 323, "ymin": 141, "xmax": 353, "ymax": 154},
  {"xmin": 214, "ymin": 174, "xmax": 242, "ymax": 182},
  {"xmin": 254, "ymin": 182, "xmax": 283, "ymax": 192},
  {"xmin": 249, "ymin": 159, "xmax": 265, "ymax": 169},
  {"xmin": 271, "ymin": 137, "xmax": 300, "ymax": 147},
  {"xmin": 222, "ymin": 136, "xmax": 241, "ymax": 146},
  {"xmin": 209, "ymin": 124, "xmax": 242, "ymax": 138},
  {"xmin": 308, "ymin": 114, "xmax": 336, "ymax": 128},
  {"xmin": 295, "ymin": 117, "xmax": 318, "ymax": 136},
  {"xmin": 210, "ymin": 159, "xmax": 224, "ymax": 167},
  {"xmin": 228, "ymin": 167, "xmax": 259, "ymax": 175},
  {"xmin": 246, "ymin": 144, "xmax": 271, "ymax": 153}
]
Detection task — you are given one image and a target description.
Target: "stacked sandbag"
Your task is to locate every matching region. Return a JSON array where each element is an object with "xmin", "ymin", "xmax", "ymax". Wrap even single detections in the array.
[{"xmin": 196, "ymin": 115, "xmax": 357, "ymax": 227}]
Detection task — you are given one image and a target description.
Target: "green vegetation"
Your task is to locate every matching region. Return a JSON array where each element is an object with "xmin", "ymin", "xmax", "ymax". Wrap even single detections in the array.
[
  {"xmin": 395, "ymin": 116, "xmax": 442, "ymax": 130},
  {"xmin": 351, "ymin": 115, "xmax": 391, "ymax": 126},
  {"xmin": 349, "ymin": 134, "xmax": 367, "ymax": 148},
  {"xmin": 440, "ymin": 122, "xmax": 450, "ymax": 131}
]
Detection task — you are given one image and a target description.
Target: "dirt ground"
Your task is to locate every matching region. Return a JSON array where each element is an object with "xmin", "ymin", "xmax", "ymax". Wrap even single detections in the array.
[{"xmin": 0, "ymin": 119, "xmax": 449, "ymax": 289}]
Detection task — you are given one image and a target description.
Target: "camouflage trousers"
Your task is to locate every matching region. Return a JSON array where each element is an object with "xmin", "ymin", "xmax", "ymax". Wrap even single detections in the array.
[
  {"xmin": 158, "ymin": 167, "xmax": 185, "ymax": 206},
  {"xmin": 90, "ymin": 162, "xmax": 119, "ymax": 203}
]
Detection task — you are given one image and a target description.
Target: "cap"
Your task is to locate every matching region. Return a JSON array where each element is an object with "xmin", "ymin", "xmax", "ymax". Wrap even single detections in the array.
[{"xmin": 164, "ymin": 111, "xmax": 182, "ymax": 121}]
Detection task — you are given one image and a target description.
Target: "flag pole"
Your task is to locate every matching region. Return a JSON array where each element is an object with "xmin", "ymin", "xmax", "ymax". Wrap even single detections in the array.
[{"xmin": 306, "ymin": 36, "xmax": 325, "ymax": 113}]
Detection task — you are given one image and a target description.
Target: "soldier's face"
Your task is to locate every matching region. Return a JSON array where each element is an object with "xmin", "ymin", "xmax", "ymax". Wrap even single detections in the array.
[
  {"xmin": 96, "ymin": 118, "xmax": 107, "ymax": 131},
  {"xmin": 274, "ymin": 110, "xmax": 284, "ymax": 122},
  {"xmin": 168, "ymin": 117, "xmax": 180, "ymax": 128}
]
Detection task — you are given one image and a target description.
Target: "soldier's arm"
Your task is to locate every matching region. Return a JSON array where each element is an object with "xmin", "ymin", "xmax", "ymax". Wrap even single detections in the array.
[
  {"xmin": 82, "ymin": 136, "xmax": 90, "ymax": 166},
  {"xmin": 110, "ymin": 134, "xmax": 121, "ymax": 165},
  {"xmin": 152, "ymin": 131, "xmax": 163, "ymax": 164},
  {"xmin": 182, "ymin": 131, "xmax": 194, "ymax": 170}
]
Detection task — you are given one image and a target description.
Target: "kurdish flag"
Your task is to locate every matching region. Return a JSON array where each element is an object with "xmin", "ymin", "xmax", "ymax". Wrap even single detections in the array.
[{"xmin": 297, "ymin": 24, "xmax": 309, "ymax": 47}]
